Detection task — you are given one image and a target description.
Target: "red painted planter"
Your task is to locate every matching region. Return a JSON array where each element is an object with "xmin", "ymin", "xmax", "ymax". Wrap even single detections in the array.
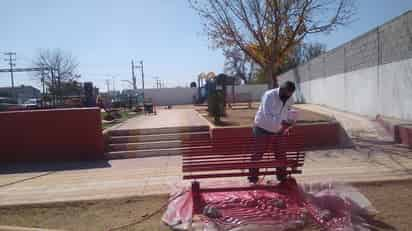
[
  {"xmin": 395, "ymin": 125, "xmax": 412, "ymax": 148},
  {"xmin": 0, "ymin": 108, "xmax": 104, "ymax": 162}
]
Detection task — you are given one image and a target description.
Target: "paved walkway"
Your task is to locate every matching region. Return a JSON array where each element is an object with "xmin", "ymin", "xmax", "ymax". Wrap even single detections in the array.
[
  {"xmin": 294, "ymin": 104, "xmax": 390, "ymax": 139},
  {"xmin": 0, "ymin": 104, "xmax": 411, "ymax": 206},
  {"xmin": 110, "ymin": 108, "xmax": 209, "ymax": 130}
]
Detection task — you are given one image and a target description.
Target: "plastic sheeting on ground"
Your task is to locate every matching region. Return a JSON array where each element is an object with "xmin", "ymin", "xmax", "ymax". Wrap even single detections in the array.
[{"xmin": 162, "ymin": 178, "xmax": 377, "ymax": 231}]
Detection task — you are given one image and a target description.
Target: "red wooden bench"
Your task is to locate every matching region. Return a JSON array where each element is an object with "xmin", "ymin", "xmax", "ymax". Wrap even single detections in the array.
[{"xmin": 182, "ymin": 132, "xmax": 306, "ymax": 214}]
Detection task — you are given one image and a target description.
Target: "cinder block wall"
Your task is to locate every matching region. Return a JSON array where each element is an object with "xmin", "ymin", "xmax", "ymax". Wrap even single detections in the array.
[{"xmin": 279, "ymin": 10, "xmax": 412, "ymax": 120}]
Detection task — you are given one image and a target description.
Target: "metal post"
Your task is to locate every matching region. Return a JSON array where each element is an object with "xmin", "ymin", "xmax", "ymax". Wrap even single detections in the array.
[
  {"xmin": 131, "ymin": 60, "xmax": 137, "ymax": 90},
  {"xmin": 4, "ymin": 52, "xmax": 16, "ymax": 101},
  {"xmin": 51, "ymin": 68, "xmax": 56, "ymax": 106},
  {"xmin": 140, "ymin": 60, "xmax": 144, "ymax": 100},
  {"xmin": 57, "ymin": 68, "xmax": 61, "ymax": 105}
]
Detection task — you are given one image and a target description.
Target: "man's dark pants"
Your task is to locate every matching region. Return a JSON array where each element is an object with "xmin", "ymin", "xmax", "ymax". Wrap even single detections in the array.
[{"xmin": 249, "ymin": 126, "xmax": 287, "ymax": 183}]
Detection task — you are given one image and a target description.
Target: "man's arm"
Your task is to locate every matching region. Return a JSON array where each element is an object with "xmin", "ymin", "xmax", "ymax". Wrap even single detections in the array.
[{"xmin": 280, "ymin": 98, "xmax": 296, "ymax": 134}]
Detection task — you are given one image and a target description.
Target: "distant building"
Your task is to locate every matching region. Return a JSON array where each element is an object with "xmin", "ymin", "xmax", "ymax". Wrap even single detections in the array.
[{"xmin": 0, "ymin": 85, "xmax": 41, "ymax": 104}]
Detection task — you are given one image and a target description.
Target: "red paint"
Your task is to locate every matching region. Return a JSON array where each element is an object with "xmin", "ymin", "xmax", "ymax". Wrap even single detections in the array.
[
  {"xmin": 0, "ymin": 108, "xmax": 104, "ymax": 162},
  {"xmin": 210, "ymin": 122, "xmax": 340, "ymax": 150}
]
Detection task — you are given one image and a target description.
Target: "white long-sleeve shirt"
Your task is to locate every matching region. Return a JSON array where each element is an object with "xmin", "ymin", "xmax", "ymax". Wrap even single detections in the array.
[{"xmin": 254, "ymin": 88, "xmax": 294, "ymax": 133}]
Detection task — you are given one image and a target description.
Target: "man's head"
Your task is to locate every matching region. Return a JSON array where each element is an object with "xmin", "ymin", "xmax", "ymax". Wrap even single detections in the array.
[{"xmin": 279, "ymin": 81, "xmax": 296, "ymax": 102}]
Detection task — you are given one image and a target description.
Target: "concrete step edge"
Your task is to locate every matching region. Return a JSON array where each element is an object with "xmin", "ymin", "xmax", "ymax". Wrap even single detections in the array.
[
  {"xmin": 108, "ymin": 131, "xmax": 210, "ymax": 143},
  {"xmin": 109, "ymin": 139, "xmax": 210, "ymax": 147},
  {"xmin": 105, "ymin": 146, "xmax": 211, "ymax": 159},
  {"xmin": 108, "ymin": 141, "xmax": 211, "ymax": 151},
  {"xmin": 108, "ymin": 126, "xmax": 210, "ymax": 136}
]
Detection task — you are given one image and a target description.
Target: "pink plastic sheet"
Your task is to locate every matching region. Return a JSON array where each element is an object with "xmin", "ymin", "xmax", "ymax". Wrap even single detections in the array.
[{"xmin": 162, "ymin": 178, "xmax": 376, "ymax": 231}]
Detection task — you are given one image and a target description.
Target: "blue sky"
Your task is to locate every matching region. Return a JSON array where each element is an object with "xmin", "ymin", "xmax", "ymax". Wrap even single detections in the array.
[{"xmin": 1, "ymin": 0, "xmax": 411, "ymax": 92}]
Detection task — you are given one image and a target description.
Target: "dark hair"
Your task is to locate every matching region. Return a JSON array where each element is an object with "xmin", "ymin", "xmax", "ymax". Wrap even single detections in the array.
[{"xmin": 280, "ymin": 81, "xmax": 296, "ymax": 93}]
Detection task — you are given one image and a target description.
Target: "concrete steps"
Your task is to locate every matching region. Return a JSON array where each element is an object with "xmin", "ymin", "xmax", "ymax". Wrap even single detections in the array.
[
  {"xmin": 109, "ymin": 131, "xmax": 210, "ymax": 143},
  {"xmin": 105, "ymin": 126, "xmax": 211, "ymax": 159},
  {"xmin": 108, "ymin": 126, "xmax": 209, "ymax": 136},
  {"xmin": 108, "ymin": 139, "xmax": 211, "ymax": 151},
  {"xmin": 105, "ymin": 146, "xmax": 210, "ymax": 159}
]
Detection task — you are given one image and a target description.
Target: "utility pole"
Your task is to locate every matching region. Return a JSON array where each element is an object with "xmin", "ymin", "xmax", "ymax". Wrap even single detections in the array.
[
  {"xmin": 40, "ymin": 67, "xmax": 46, "ymax": 107},
  {"xmin": 112, "ymin": 76, "xmax": 116, "ymax": 92},
  {"xmin": 131, "ymin": 60, "xmax": 137, "ymax": 90},
  {"xmin": 105, "ymin": 79, "xmax": 110, "ymax": 93},
  {"xmin": 4, "ymin": 52, "xmax": 16, "ymax": 100},
  {"xmin": 132, "ymin": 60, "xmax": 145, "ymax": 100},
  {"xmin": 50, "ymin": 68, "xmax": 56, "ymax": 106},
  {"xmin": 140, "ymin": 61, "xmax": 144, "ymax": 99},
  {"xmin": 57, "ymin": 68, "xmax": 62, "ymax": 104},
  {"xmin": 153, "ymin": 76, "xmax": 160, "ymax": 88}
]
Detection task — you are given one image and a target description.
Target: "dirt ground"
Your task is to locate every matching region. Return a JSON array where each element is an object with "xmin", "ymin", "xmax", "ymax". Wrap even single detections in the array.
[
  {"xmin": 199, "ymin": 104, "xmax": 332, "ymax": 127},
  {"xmin": 0, "ymin": 181, "xmax": 411, "ymax": 231}
]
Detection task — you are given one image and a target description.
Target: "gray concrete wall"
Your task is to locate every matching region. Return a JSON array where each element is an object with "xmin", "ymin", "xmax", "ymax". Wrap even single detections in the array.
[
  {"xmin": 144, "ymin": 84, "xmax": 268, "ymax": 106},
  {"xmin": 279, "ymin": 10, "xmax": 412, "ymax": 120},
  {"xmin": 144, "ymin": 87, "xmax": 197, "ymax": 106},
  {"xmin": 226, "ymin": 84, "xmax": 268, "ymax": 102}
]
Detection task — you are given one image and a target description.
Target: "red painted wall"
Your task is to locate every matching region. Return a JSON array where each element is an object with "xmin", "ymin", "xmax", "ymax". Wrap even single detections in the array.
[
  {"xmin": 210, "ymin": 122, "xmax": 340, "ymax": 150},
  {"xmin": 395, "ymin": 125, "xmax": 412, "ymax": 148},
  {"xmin": 375, "ymin": 115, "xmax": 412, "ymax": 148},
  {"xmin": 0, "ymin": 108, "xmax": 104, "ymax": 162}
]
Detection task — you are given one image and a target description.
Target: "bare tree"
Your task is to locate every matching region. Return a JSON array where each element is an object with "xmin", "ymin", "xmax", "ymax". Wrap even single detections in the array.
[
  {"xmin": 300, "ymin": 42, "xmax": 326, "ymax": 63},
  {"xmin": 282, "ymin": 42, "xmax": 326, "ymax": 72},
  {"xmin": 250, "ymin": 41, "xmax": 325, "ymax": 83},
  {"xmin": 223, "ymin": 47, "xmax": 254, "ymax": 83},
  {"xmin": 33, "ymin": 49, "xmax": 80, "ymax": 94},
  {"xmin": 190, "ymin": 0, "xmax": 355, "ymax": 88}
]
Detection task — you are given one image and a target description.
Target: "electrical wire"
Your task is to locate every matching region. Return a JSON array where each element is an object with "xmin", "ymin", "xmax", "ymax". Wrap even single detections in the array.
[
  {"xmin": 0, "ymin": 171, "xmax": 56, "ymax": 189},
  {"xmin": 106, "ymin": 189, "xmax": 188, "ymax": 231}
]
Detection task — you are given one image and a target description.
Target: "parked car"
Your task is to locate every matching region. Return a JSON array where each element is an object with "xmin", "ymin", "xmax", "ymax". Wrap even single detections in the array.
[
  {"xmin": 22, "ymin": 98, "xmax": 41, "ymax": 109},
  {"xmin": 0, "ymin": 97, "xmax": 24, "ymax": 111}
]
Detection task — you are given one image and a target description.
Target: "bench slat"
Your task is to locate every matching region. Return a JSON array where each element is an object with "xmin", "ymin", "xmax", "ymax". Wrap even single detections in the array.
[
  {"xmin": 184, "ymin": 160, "xmax": 305, "ymax": 166},
  {"xmin": 182, "ymin": 145, "xmax": 305, "ymax": 156},
  {"xmin": 183, "ymin": 169, "xmax": 302, "ymax": 180},
  {"xmin": 183, "ymin": 160, "xmax": 303, "ymax": 172},
  {"xmin": 181, "ymin": 133, "xmax": 306, "ymax": 180},
  {"xmin": 183, "ymin": 153, "xmax": 305, "ymax": 162}
]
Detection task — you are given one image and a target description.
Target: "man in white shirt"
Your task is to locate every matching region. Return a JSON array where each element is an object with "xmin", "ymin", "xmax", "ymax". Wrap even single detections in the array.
[{"xmin": 249, "ymin": 81, "xmax": 296, "ymax": 183}]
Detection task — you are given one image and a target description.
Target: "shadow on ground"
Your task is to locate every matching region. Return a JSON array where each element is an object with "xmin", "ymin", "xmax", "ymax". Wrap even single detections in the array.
[
  {"xmin": 0, "ymin": 160, "xmax": 111, "ymax": 174},
  {"xmin": 353, "ymin": 214, "xmax": 397, "ymax": 231}
]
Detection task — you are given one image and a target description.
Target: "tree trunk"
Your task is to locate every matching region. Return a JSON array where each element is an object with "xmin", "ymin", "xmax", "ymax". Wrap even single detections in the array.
[
  {"xmin": 265, "ymin": 65, "xmax": 282, "ymax": 89},
  {"xmin": 272, "ymin": 75, "xmax": 279, "ymax": 88},
  {"xmin": 264, "ymin": 66, "xmax": 279, "ymax": 89}
]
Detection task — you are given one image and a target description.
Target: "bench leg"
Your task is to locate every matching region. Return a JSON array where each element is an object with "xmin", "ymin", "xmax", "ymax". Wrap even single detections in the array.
[{"xmin": 191, "ymin": 181, "xmax": 202, "ymax": 215}]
